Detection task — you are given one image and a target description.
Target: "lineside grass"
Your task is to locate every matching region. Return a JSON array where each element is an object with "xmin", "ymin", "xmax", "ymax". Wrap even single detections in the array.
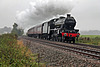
[
  {"xmin": 80, "ymin": 35, "xmax": 100, "ymax": 38},
  {"xmin": 0, "ymin": 34, "xmax": 45, "ymax": 67},
  {"xmin": 76, "ymin": 35, "xmax": 100, "ymax": 46}
]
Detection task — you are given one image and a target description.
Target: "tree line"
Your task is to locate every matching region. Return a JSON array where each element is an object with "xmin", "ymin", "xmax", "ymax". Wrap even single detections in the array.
[{"xmin": 11, "ymin": 23, "xmax": 24, "ymax": 36}]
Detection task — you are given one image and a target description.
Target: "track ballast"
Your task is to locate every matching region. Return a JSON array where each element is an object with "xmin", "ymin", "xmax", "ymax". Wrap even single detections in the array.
[{"xmin": 22, "ymin": 36, "xmax": 100, "ymax": 60}]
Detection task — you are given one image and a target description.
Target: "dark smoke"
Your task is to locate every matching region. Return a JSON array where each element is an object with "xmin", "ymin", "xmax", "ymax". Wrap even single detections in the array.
[{"xmin": 16, "ymin": 0, "xmax": 76, "ymax": 31}]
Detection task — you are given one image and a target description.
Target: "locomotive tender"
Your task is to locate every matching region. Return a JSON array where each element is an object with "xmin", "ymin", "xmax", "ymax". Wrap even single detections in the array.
[{"xmin": 27, "ymin": 14, "xmax": 80, "ymax": 43}]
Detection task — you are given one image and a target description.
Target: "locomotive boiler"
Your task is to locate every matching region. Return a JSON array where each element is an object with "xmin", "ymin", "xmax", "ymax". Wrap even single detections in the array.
[{"xmin": 27, "ymin": 14, "xmax": 80, "ymax": 43}]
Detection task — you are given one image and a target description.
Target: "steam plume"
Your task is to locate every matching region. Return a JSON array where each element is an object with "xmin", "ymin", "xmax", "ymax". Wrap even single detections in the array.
[{"xmin": 16, "ymin": 0, "xmax": 75, "ymax": 29}]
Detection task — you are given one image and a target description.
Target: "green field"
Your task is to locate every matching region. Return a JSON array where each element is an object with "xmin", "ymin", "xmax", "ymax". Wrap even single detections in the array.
[
  {"xmin": 80, "ymin": 35, "xmax": 100, "ymax": 38},
  {"xmin": 76, "ymin": 35, "xmax": 100, "ymax": 46}
]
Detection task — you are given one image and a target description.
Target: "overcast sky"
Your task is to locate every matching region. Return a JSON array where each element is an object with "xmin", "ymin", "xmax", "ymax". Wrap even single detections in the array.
[{"xmin": 0, "ymin": 0, "xmax": 100, "ymax": 31}]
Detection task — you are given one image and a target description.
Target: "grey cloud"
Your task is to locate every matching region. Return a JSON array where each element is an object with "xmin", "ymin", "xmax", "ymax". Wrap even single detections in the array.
[{"xmin": 0, "ymin": 0, "xmax": 100, "ymax": 31}]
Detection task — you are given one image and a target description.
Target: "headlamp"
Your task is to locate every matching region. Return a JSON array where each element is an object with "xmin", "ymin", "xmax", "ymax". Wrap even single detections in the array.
[{"xmin": 64, "ymin": 33, "xmax": 67, "ymax": 36}]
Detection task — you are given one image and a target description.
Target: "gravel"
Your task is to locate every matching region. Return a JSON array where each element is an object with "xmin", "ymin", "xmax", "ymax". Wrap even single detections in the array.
[{"xmin": 21, "ymin": 38, "xmax": 100, "ymax": 67}]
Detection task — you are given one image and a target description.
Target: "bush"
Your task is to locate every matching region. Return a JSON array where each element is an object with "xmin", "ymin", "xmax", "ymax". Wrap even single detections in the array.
[{"xmin": 0, "ymin": 34, "xmax": 43, "ymax": 67}]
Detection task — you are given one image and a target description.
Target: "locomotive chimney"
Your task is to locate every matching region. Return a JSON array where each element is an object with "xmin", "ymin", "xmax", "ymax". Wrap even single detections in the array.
[{"xmin": 67, "ymin": 14, "xmax": 71, "ymax": 18}]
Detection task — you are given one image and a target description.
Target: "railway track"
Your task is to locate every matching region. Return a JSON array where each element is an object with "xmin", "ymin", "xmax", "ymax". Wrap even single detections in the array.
[
  {"xmin": 21, "ymin": 36, "xmax": 100, "ymax": 49},
  {"xmin": 21, "ymin": 36, "xmax": 100, "ymax": 60}
]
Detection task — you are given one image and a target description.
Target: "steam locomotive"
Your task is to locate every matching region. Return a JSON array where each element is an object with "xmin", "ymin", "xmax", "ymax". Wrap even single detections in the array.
[{"xmin": 27, "ymin": 14, "xmax": 80, "ymax": 43}]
